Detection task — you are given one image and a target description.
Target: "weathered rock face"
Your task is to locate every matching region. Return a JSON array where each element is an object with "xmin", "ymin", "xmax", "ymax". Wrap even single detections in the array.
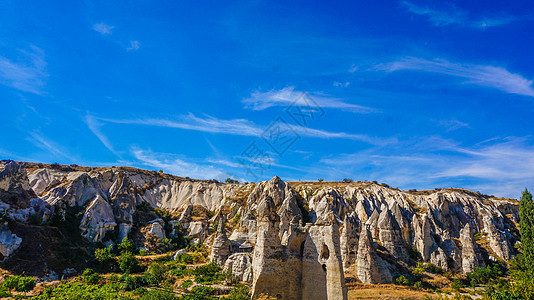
[
  {"xmin": 377, "ymin": 208, "xmax": 408, "ymax": 262},
  {"xmin": 246, "ymin": 192, "xmax": 348, "ymax": 300},
  {"xmin": 0, "ymin": 161, "xmax": 35, "ymax": 208},
  {"xmin": 79, "ymin": 195, "xmax": 117, "ymax": 243},
  {"xmin": 147, "ymin": 219, "xmax": 166, "ymax": 239},
  {"xmin": 0, "ymin": 161, "xmax": 521, "ymax": 283},
  {"xmin": 223, "ymin": 253, "xmax": 253, "ymax": 282},
  {"xmin": 0, "ymin": 223, "xmax": 22, "ymax": 259},
  {"xmin": 302, "ymin": 222, "xmax": 348, "ymax": 300},
  {"xmin": 460, "ymin": 223, "xmax": 485, "ymax": 273},
  {"xmin": 413, "ymin": 213, "xmax": 436, "ymax": 262},
  {"xmin": 356, "ymin": 225, "xmax": 392, "ymax": 284},
  {"xmin": 340, "ymin": 216, "xmax": 358, "ymax": 270},
  {"xmin": 210, "ymin": 216, "xmax": 231, "ymax": 266}
]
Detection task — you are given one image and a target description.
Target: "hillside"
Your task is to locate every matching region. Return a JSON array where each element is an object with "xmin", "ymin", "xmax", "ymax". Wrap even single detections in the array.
[{"xmin": 0, "ymin": 160, "xmax": 520, "ymax": 299}]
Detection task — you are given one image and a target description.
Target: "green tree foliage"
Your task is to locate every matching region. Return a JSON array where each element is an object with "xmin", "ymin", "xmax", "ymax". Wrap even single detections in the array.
[
  {"xmin": 82, "ymin": 269, "xmax": 102, "ymax": 284},
  {"xmin": 395, "ymin": 275, "xmax": 410, "ymax": 285},
  {"xmin": 95, "ymin": 245, "xmax": 114, "ymax": 264},
  {"xmin": 144, "ymin": 262, "xmax": 167, "ymax": 285},
  {"xmin": 16, "ymin": 277, "xmax": 36, "ymax": 293},
  {"xmin": 225, "ymin": 178, "xmax": 239, "ymax": 184},
  {"xmin": 520, "ymin": 189, "xmax": 534, "ymax": 275},
  {"xmin": 118, "ymin": 237, "xmax": 134, "ymax": 254},
  {"xmin": 223, "ymin": 284, "xmax": 250, "ymax": 300},
  {"xmin": 118, "ymin": 251, "xmax": 139, "ymax": 274},
  {"xmin": 180, "ymin": 286, "xmax": 216, "ymax": 300}
]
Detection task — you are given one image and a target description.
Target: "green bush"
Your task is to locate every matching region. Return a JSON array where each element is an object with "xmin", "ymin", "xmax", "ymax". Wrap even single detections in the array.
[
  {"xmin": 3, "ymin": 276, "xmax": 20, "ymax": 290},
  {"xmin": 118, "ymin": 251, "xmax": 139, "ymax": 273},
  {"xmin": 95, "ymin": 245, "xmax": 114, "ymax": 263},
  {"xmin": 180, "ymin": 286, "xmax": 216, "ymax": 300},
  {"xmin": 451, "ymin": 279, "xmax": 465, "ymax": 291},
  {"xmin": 16, "ymin": 277, "xmax": 36, "ymax": 293},
  {"xmin": 395, "ymin": 275, "xmax": 410, "ymax": 285},
  {"xmin": 424, "ymin": 263, "xmax": 444, "ymax": 274},
  {"xmin": 223, "ymin": 283, "xmax": 250, "ymax": 300},
  {"xmin": 181, "ymin": 279, "xmax": 193, "ymax": 289},
  {"xmin": 144, "ymin": 262, "xmax": 167, "ymax": 285},
  {"xmin": 82, "ymin": 269, "xmax": 101, "ymax": 284},
  {"xmin": 119, "ymin": 273, "xmax": 140, "ymax": 291},
  {"xmin": 192, "ymin": 263, "xmax": 224, "ymax": 284},
  {"xmin": 139, "ymin": 289, "xmax": 179, "ymax": 300},
  {"xmin": 30, "ymin": 281, "xmax": 124, "ymax": 300},
  {"xmin": 118, "ymin": 237, "xmax": 134, "ymax": 254}
]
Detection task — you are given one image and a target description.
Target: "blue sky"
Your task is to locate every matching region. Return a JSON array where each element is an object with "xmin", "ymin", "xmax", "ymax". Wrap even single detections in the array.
[{"xmin": 1, "ymin": 0, "xmax": 534, "ymax": 198}]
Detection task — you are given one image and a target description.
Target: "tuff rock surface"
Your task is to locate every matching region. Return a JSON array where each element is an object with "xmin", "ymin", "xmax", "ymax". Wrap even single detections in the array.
[{"xmin": 0, "ymin": 161, "xmax": 521, "ymax": 291}]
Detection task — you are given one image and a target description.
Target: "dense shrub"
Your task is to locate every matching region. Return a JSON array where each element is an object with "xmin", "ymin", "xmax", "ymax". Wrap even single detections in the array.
[
  {"xmin": 144, "ymin": 262, "xmax": 167, "ymax": 285},
  {"xmin": 139, "ymin": 289, "xmax": 179, "ymax": 300},
  {"xmin": 118, "ymin": 238, "xmax": 134, "ymax": 254},
  {"xmin": 190, "ymin": 263, "xmax": 225, "ymax": 284},
  {"xmin": 180, "ymin": 286, "xmax": 216, "ymax": 300},
  {"xmin": 17, "ymin": 276, "xmax": 36, "ymax": 293},
  {"xmin": 118, "ymin": 251, "xmax": 139, "ymax": 273},
  {"xmin": 395, "ymin": 275, "xmax": 410, "ymax": 285},
  {"xmin": 223, "ymin": 284, "xmax": 250, "ymax": 300},
  {"xmin": 95, "ymin": 245, "xmax": 114, "ymax": 264},
  {"xmin": 82, "ymin": 269, "xmax": 101, "ymax": 284},
  {"xmin": 451, "ymin": 279, "xmax": 465, "ymax": 291},
  {"xmin": 30, "ymin": 281, "xmax": 124, "ymax": 300}
]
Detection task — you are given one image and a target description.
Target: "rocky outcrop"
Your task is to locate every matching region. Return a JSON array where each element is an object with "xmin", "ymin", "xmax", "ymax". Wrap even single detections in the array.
[
  {"xmin": 147, "ymin": 219, "xmax": 166, "ymax": 239},
  {"xmin": 79, "ymin": 195, "xmax": 116, "ymax": 243},
  {"xmin": 413, "ymin": 213, "xmax": 436, "ymax": 262},
  {"xmin": 340, "ymin": 216, "xmax": 358, "ymax": 270},
  {"xmin": 0, "ymin": 223, "xmax": 22, "ymax": 259},
  {"xmin": 302, "ymin": 219, "xmax": 348, "ymax": 300},
  {"xmin": 356, "ymin": 225, "xmax": 392, "ymax": 284},
  {"xmin": 460, "ymin": 223, "xmax": 485, "ymax": 273},
  {"xmin": 223, "ymin": 253, "xmax": 253, "ymax": 282},
  {"xmin": 249, "ymin": 193, "xmax": 347, "ymax": 300},
  {"xmin": 377, "ymin": 208, "xmax": 408, "ymax": 262},
  {"xmin": 210, "ymin": 216, "xmax": 231, "ymax": 266},
  {"xmin": 0, "ymin": 162, "xmax": 520, "ymax": 282}
]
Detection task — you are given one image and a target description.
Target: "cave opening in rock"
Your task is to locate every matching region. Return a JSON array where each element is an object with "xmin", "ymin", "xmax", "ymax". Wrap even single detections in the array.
[{"xmin": 320, "ymin": 244, "xmax": 330, "ymax": 260}]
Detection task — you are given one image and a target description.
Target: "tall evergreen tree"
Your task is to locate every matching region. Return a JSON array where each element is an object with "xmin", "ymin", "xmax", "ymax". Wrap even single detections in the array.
[{"xmin": 520, "ymin": 189, "xmax": 534, "ymax": 276}]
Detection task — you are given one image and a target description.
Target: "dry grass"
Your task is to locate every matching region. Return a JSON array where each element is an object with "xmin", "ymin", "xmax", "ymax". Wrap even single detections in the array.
[{"xmin": 348, "ymin": 283, "xmax": 433, "ymax": 299}]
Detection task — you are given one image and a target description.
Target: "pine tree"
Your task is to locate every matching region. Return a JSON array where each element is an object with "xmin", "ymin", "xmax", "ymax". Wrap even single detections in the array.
[{"xmin": 520, "ymin": 189, "xmax": 534, "ymax": 276}]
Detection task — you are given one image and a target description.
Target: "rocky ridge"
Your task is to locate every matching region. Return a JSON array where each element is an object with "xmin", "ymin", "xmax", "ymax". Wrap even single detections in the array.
[{"xmin": 0, "ymin": 160, "xmax": 521, "ymax": 298}]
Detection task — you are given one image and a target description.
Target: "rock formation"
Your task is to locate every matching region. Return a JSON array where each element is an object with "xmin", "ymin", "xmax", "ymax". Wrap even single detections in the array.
[
  {"xmin": 79, "ymin": 195, "xmax": 116, "ymax": 243},
  {"xmin": 460, "ymin": 223, "xmax": 485, "ymax": 273},
  {"xmin": 356, "ymin": 225, "xmax": 392, "ymax": 284},
  {"xmin": 0, "ymin": 161, "xmax": 521, "ymax": 284},
  {"xmin": 210, "ymin": 216, "xmax": 231, "ymax": 266},
  {"xmin": 223, "ymin": 253, "xmax": 253, "ymax": 282}
]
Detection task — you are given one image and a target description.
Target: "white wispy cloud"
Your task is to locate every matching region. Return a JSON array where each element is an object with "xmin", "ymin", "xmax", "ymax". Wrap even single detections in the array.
[
  {"xmin": 401, "ymin": 1, "xmax": 520, "ymax": 29},
  {"xmin": 333, "ymin": 81, "xmax": 350, "ymax": 87},
  {"xmin": 436, "ymin": 119, "xmax": 470, "ymax": 132},
  {"xmin": 242, "ymin": 86, "xmax": 375, "ymax": 113},
  {"xmin": 131, "ymin": 148, "xmax": 232, "ymax": 180},
  {"xmin": 127, "ymin": 41, "xmax": 140, "ymax": 51},
  {"xmin": 379, "ymin": 57, "xmax": 534, "ymax": 97},
  {"xmin": 27, "ymin": 131, "xmax": 74, "ymax": 161},
  {"xmin": 0, "ymin": 46, "xmax": 47, "ymax": 94},
  {"xmin": 85, "ymin": 114, "xmax": 119, "ymax": 156},
  {"xmin": 98, "ymin": 113, "xmax": 392, "ymax": 145},
  {"xmin": 93, "ymin": 23, "xmax": 114, "ymax": 35},
  {"xmin": 318, "ymin": 136, "xmax": 534, "ymax": 198}
]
